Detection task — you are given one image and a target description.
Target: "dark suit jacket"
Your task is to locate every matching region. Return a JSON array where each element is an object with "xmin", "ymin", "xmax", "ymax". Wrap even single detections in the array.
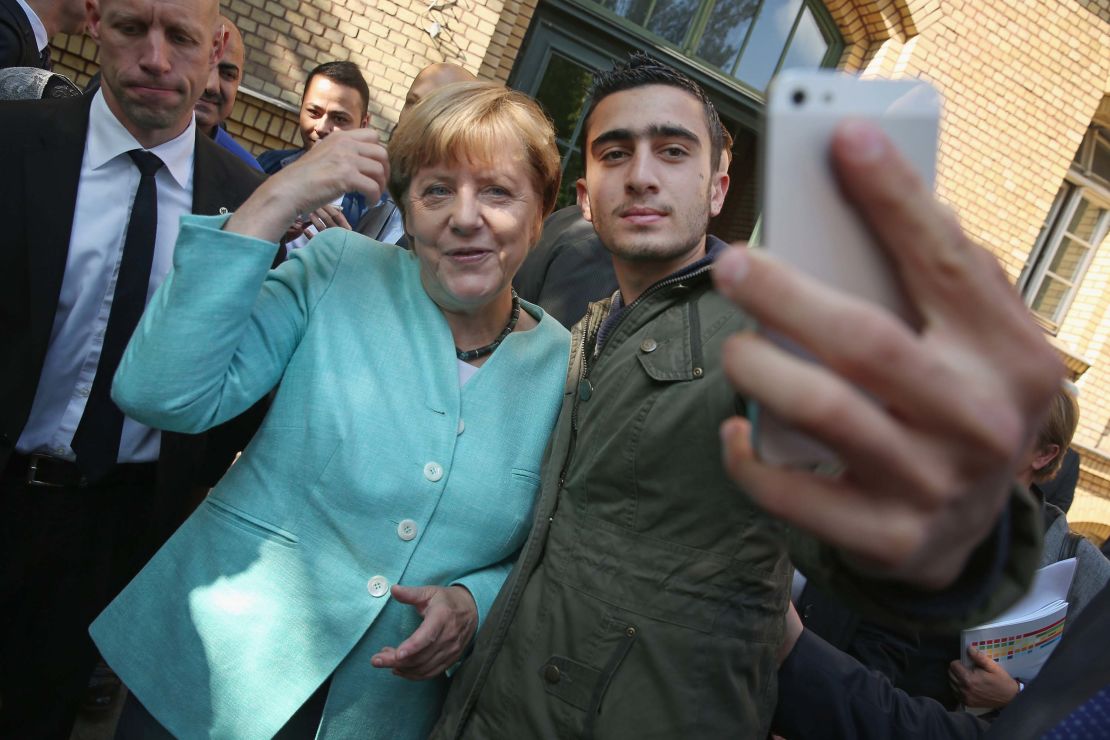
[
  {"xmin": 512, "ymin": 204, "xmax": 617, "ymax": 329},
  {"xmin": 0, "ymin": 92, "xmax": 265, "ymax": 537},
  {"xmin": 0, "ymin": 0, "xmax": 41, "ymax": 69},
  {"xmin": 773, "ymin": 584, "xmax": 1110, "ymax": 740}
]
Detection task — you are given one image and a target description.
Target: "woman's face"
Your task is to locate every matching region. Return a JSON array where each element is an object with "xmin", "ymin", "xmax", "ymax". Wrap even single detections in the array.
[{"xmin": 406, "ymin": 150, "xmax": 543, "ymax": 315}]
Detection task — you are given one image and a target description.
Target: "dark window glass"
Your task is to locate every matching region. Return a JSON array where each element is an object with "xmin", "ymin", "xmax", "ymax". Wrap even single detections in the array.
[
  {"xmin": 646, "ymin": 0, "xmax": 701, "ymax": 45},
  {"xmin": 534, "ymin": 52, "xmax": 594, "ymax": 140},
  {"xmin": 778, "ymin": 6, "xmax": 829, "ymax": 72},
  {"xmin": 734, "ymin": 0, "xmax": 803, "ymax": 91},
  {"xmin": 695, "ymin": 0, "xmax": 761, "ymax": 72},
  {"xmin": 595, "ymin": 0, "xmax": 652, "ymax": 25}
]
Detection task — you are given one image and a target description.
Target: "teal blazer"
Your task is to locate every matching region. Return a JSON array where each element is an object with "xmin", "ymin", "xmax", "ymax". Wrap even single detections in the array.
[{"xmin": 90, "ymin": 216, "xmax": 570, "ymax": 739}]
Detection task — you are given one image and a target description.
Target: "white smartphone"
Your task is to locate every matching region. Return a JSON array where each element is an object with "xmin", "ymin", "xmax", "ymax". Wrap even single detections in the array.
[{"xmin": 752, "ymin": 69, "xmax": 941, "ymax": 467}]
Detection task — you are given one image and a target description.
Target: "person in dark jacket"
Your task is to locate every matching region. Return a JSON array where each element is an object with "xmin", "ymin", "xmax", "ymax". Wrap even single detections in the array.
[
  {"xmin": 512, "ymin": 203, "xmax": 617, "ymax": 328},
  {"xmin": 773, "ymin": 586, "xmax": 1110, "ymax": 739},
  {"xmin": 0, "ymin": 0, "xmax": 84, "ymax": 69}
]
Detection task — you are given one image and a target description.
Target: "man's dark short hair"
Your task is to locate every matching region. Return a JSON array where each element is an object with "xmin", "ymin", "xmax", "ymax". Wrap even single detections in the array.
[
  {"xmin": 304, "ymin": 61, "xmax": 370, "ymax": 117},
  {"xmin": 580, "ymin": 52, "xmax": 729, "ymax": 172}
]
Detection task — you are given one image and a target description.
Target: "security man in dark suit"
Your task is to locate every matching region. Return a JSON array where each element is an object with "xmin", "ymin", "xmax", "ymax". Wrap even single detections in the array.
[{"xmin": 0, "ymin": 0, "xmax": 266, "ymax": 733}]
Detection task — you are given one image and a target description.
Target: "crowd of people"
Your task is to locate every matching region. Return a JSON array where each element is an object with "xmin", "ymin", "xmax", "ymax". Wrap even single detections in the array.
[{"xmin": 1, "ymin": 0, "xmax": 1107, "ymax": 737}]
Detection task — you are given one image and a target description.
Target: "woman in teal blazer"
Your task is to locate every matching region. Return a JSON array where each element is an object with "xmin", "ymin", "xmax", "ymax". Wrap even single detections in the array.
[{"xmin": 91, "ymin": 83, "xmax": 570, "ymax": 738}]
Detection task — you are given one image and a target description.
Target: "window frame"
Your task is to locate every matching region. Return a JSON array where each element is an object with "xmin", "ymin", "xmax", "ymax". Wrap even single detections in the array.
[
  {"xmin": 1021, "ymin": 173, "xmax": 1110, "ymax": 332},
  {"xmin": 571, "ymin": 0, "xmax": 844, "ymax": 98}
]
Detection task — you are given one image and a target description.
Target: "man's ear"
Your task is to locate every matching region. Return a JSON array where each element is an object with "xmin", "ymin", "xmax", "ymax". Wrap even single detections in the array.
[
  {"xmin": 360, "ymin": 112, "xmax": 370, "ymax": 128},
  {"xmin": 210, "ymin": 23, "xmax": 227, "ymax": 65},
  {"xmin": 1031, "ymin": 443, "xmax": 1061, "ymax": 473},
  {"xmin": 86, "ymin": 0, "xmax": 101, "ymax": 41},
  {"xmin": 576, "ymin": 178, "xmax": 593, "ymax": 223},
  {"xmin": 709, "ymin": 171, "xmax": 729, "ymax": 218}
]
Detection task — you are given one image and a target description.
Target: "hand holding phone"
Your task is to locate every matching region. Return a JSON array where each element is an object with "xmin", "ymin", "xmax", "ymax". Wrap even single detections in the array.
[{"xmin": 712, "ymin": 74, "xmax": 1062, "ymax": 588}]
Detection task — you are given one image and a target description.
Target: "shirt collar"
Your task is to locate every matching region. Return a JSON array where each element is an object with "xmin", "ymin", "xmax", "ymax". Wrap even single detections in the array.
[
  {"xmin": 14, "ymin": 0, "xmax": 47, "ymax": 52},
  {"xmin": 86, "ymin": 89, "xmax": 196, "ymax": 190}
]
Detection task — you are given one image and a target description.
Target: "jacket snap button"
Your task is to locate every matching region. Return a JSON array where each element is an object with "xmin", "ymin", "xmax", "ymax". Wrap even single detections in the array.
[
  {"xmin": 625, "ymin": 626, "xmax": 637, "ymax": 638},
  {"xmin": 543, "ymin": 664, "xmax": 561, "ymax": 684},
  {"xmin": 692, "ymin": 367, "xmax": 703, "ymax": 378},
  {"xmin": 639, "ymin": 338, "xmax": 658, "ymax": 353},
  {"xmin": 578, "ymin": 379, "xmax": 593, "ymax": 401}
]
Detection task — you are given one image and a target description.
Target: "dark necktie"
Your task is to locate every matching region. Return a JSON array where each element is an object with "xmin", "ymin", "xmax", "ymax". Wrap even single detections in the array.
[
  {"xmin": 72, "ymin": 150, "xmax": 164, "ymax": 481},
  {"xmin": 39, "ymin": 45, "xmax": 51, "ymax": 71}
]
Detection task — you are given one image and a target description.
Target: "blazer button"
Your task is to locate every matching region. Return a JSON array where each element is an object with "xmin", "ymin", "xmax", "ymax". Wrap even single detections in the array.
[
  {"xmin": 542, "ymin": 663, "xmax": 561, "ymax": 684},
  {"xmin": 397, "ymin": 519, "xmax": 418, "ymax": 541},
  {"xmin": 423, "ymin": 462, "xmax": 444, "ymax": 482},
  {"xmin": 367, "ymin": 576, "xmax": 389, "ymax": 598}
]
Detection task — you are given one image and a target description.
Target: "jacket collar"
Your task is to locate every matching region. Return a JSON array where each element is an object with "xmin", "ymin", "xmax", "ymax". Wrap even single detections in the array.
[{"xmin": 596, "ymin": 235, "xmax": 729, "ymax": 352}]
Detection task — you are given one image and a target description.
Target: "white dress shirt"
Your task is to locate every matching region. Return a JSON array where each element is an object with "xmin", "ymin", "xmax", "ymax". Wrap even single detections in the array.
[
  {"xmin": 16, "ymin": 90, "xmax": 195, "ymax": 463},
  {"xmin": 14, "ymin": 0, "xmax": 47, "ymax": 53}
]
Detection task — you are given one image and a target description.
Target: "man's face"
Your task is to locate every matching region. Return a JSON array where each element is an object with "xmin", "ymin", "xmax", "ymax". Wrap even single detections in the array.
[
  {"xmin": 576, "ymin": 84, "xmax": 727, "ymax": 269},
  {"xmin": 194, "ymin": 18, "xmax": 244, "ymax": 133},
  {"xmin": 298, "ymin": 75, "xmax": 368, "ymax": 150},
  {"xmin": 87, "ymin": 0, "xmax": 221, "ymax": 145}
]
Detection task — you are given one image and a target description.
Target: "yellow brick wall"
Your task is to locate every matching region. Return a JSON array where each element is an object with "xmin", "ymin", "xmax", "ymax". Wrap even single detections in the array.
[{"xmin": 49, "ymin": 0, "xmax": 540, "ymax": 155}]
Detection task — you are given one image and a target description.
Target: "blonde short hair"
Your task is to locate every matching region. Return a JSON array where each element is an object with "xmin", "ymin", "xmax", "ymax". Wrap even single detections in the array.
[
  {"xmin": 1034, "ymin": 385, "xmax": 1080, "ymax": 484},
  {"xmin": 388, "ymin": 81, "xmax": 561, "ymax": 223}
]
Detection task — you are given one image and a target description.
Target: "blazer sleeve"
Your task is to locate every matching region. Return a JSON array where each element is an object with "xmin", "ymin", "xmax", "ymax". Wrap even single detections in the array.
[
  {"xmin": 773, "ymin": 630, "xmax": 987, "ymax": 740},
  {"xmin": 112, "ymin": 214, "xmax": 348, "ymax": 433}
]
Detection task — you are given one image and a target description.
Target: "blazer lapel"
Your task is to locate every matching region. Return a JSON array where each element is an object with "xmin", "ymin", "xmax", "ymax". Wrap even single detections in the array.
[{"xmin": 27, "ymin": 94, "xmax": 91, "ymax": 346}]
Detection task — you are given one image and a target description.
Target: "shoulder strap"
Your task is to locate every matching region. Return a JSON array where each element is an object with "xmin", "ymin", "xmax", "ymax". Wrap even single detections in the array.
[{"xmin": 1059, "ymin": 530, "xmax": 1084, "ymax": 561}]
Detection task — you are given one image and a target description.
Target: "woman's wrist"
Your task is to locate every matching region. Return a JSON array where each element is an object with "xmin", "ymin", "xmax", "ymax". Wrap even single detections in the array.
[{"xmin": 225, "ymin": 176, "xmax": 307, "ymax": 243}]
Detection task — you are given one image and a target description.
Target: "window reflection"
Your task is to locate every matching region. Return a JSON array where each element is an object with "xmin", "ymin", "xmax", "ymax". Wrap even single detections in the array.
[{"xmin": 583, "ymin": 0, "xmax": 834, "ymax": 92}]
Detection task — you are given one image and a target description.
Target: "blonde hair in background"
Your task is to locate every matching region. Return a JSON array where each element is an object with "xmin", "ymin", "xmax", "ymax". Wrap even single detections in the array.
[
  {"xmin": 1034, "ymin": 384, "xmax": 1080, "ymax": 484},
  {"xmin": 388, "ymin": 81, "xmax": 561, "ymax": 225}
]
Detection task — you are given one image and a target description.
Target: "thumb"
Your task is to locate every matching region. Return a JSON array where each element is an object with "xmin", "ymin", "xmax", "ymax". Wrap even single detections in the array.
[
  {"xmin": 968, "ymin": 647, "xmax": 995, "ymax": 670},
  {"xmin": 390, "ymin": 584, "xmax": 435, "ymax": 608}
]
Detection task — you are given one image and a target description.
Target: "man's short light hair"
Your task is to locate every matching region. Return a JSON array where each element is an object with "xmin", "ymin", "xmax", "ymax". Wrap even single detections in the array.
[
  {"xmin": 1034, "ymin": 385, "xmax": 1080, "ymax": 483},
  {"xmin": 388, "ymin": 80, "xmax": 561, "ymax": 221}
]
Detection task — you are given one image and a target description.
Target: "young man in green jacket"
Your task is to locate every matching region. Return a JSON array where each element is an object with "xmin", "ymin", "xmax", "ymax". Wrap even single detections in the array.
[{"xmin": 427, "ymin": 55, "xmax": 1060, "ymax": 739}]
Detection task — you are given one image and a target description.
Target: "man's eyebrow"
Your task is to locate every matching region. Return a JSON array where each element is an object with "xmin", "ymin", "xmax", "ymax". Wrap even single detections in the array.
[
  {"xmin": 648, "ymin": 124, "xmax": 700, "ymax": 143},
  {"xmin": 591, "ymin": 124, "xmax": 701, "ymax": 149},
  {"xmin": 591, "ymin": 128, "xmax": 635, "ymax": 148}
]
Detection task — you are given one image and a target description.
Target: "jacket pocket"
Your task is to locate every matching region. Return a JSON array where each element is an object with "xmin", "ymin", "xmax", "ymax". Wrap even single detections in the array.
[
  {"xmin": 204, "ymin": 496, "xmax": 300, "ymax": 547},
  {"xmin": 540, "ymin": 620, "xmax": 639, "ymax": 740}
]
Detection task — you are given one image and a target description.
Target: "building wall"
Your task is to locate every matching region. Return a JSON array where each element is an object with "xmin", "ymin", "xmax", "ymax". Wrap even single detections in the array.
[{"xmin": 50, "ymin": 0, "xmax": 541, "ymax": 156}]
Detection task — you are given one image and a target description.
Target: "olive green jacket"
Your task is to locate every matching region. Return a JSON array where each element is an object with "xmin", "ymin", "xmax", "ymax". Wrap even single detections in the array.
[{"xmin": 432, "ymin": 240, "xmax": 1042, "ymax": 739}]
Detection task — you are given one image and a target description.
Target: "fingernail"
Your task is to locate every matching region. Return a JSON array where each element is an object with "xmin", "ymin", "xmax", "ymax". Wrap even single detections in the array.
[
  {"xmin": 838, "ymin": 119, "xmax": 886, "ymax": 163},
  {"xmin": 714, "ymin": 248, "xmax": 750, "ymax": 288}
]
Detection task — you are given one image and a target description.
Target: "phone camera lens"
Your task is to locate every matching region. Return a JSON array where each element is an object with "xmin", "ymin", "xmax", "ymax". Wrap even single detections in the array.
[{"xmin": 791, "ymin": 89, "xmax": 806, "ymax": 106}]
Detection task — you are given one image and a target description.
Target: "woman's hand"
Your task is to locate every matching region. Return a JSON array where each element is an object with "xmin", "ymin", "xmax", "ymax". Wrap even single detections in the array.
[
  {"xmin": 948, "ymin": 647, "xmax": 1020, "ymax": 708},
  {"xmin": 226, "ymin": 129, "xmax": 389, "ymax": 243},
  {"xmin": 370, "ymin": 585, "xmax": 478, "ymax": 680}
]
